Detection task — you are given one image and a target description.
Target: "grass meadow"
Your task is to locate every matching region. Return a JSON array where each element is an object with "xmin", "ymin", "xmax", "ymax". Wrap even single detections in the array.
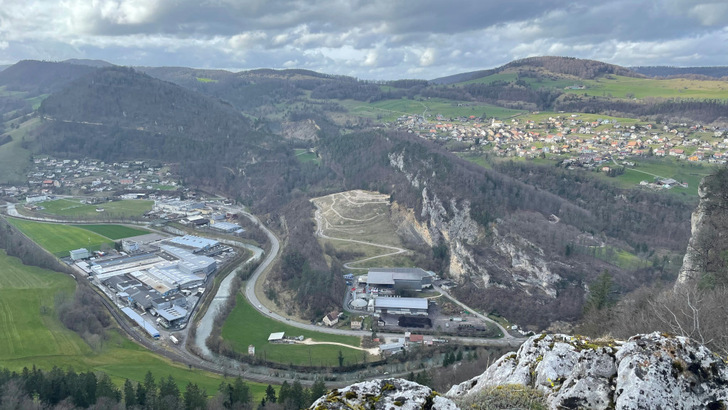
[
  {"xmin": 0, "ymin": 250, "xmax": 271, "ymax": 400},
  {"xmin": 340, "ymin": 98, "xmax": 524, "ymax": 122},
  {"xmin": 222, "ymin": 294, "xmax": 371, "ymax": 367},
  {"xmin": 37, "ymin": 199, "xmax": 153, "ymax": 219},
  {"xmin": 72, "ymin": 224, "xmax": 149, "ymax": 240},
  {"xmin": 7, "ymin": 218, "xmax": 114, "ymax": 257}
]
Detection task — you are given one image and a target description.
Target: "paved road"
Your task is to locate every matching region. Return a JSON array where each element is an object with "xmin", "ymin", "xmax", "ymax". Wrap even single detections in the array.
[{"xmin": 433, "ymin": 285, "xmax": 515, "ymax": 340}]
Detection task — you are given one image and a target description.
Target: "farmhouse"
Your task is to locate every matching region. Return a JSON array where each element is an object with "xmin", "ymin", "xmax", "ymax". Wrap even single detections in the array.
[
  {"xmin": 366, "ymin": 267, "xmax": 432, "ymax": 291},
  {"xmin": 370, "ymin": 297, "xmax": 429, "ymax": 316},
  {"xmin": 323, "ymin": 311, "xmax": 339, "ymax": 327}
]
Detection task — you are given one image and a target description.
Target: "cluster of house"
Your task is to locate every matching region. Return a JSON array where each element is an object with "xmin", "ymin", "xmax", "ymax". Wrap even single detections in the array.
[
  {"xmin": 395, "ymin": 113, "xmax": 728, "ymax": 166},
  {"xmin": 21, "ymin": 157, "xmax": 178, "ymax": 195},
  {"xmin": 72, "ymin": 234, "xmax": 233, "ymax": 335}
]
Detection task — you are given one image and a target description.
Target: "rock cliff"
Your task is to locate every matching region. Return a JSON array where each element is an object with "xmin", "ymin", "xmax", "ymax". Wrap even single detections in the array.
[
  {"xmin": 309, "ymin": 378, "xmax": 457, "ymax": 410},
  {"xmin": 676, "ymin": 169, "xmax": 728, "ymax": 288},
  {"xmin": 447, "ymin": 332, "xmax": 728, "ymax": 409}
]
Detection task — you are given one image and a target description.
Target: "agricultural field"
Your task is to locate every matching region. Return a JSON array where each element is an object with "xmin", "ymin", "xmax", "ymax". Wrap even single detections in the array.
[
  {"xmin": 6, "ymin": 218, "xmax": 114, "ymax": 257},
  {"xmin": 455, "ymin": 72, "xmax": 728, "ymax": 100},
  {"xmin": 222, "ymin": 295, "xmax": 372, "ymax": 367},
  {"xmin": 36, "ymin": 198, "xmax": 153, "ymax": 219},
  {"xmin": 0, "ymin": 250, "xmax": 271, "ymax": 399},
  {"xmin": 72, "ymin": 224, "xmax": 149, "ymax": 240},
  {"xmin": 572, "ymin": 75, "xmax": 728, "ymax": 99},
  {"xmin": 339, "ymin": 98, "xmax": 524, "ymax": 122},
  {"xmin": 601, "ymin": 158, "xmax": 713, "ymax": 198}
]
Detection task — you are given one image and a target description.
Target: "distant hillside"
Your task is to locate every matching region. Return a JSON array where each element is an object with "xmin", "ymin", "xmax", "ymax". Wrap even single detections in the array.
[
  {"xmin": 0, "ymin": 65, "xmax": 9, "ymax": 72},
  {"xmin": 631, "ymin": 66, "xmax": 728, "ymax": 79},
  {"xmin": 33, "ymin": 66, "xmax": 282, "ymax": 180},
  {"xmin": 431, "ymin": 56, "xmax": 641, "ymax": 84},
  {"xmin": 429, "ymin": 68, "xmax": 499, "ymax": 85},
  {"xmin": 63, "ymin": 58, "xmax": 115, "ymax": 68},
  {"xmin": 0, "ymin": 60, "xmax": 97, "ymax": 96}
]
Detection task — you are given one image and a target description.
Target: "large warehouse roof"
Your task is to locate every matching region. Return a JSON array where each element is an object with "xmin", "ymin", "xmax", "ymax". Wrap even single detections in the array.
[
  {"xmin": 374, "ymin": 297, "xmax": 428, "ymax": 310},
  {"xmin": 367, "ymin": 267, "xmax": 430, "ymax": 285},
  {"xmin": 166, "ymin": 235, "xmax": 218, "ymax": 250}
]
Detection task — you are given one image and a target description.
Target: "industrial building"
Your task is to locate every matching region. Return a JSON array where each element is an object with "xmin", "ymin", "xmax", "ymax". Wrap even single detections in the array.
[
  {"xmin": 121, "ymin": 307, "xmax": 159, "ymax": 339},
  {"xmin": 366, "ymin": 267, "xmax": 433, "ymax": 291},
  {"xmin": 209, "ymin": 221, "xmax": 244, "ymax": 234},
  {"xmin": 165, "ymin": 235, "xmax": 218, "ymax": 252},
  {"xmin": 70, "ymin": 248, "xmax": 90, "ymax": 261},
  {"xmin": 158, "ymin": 245, "xmax": 216, "ymax": 276},
  {"xmin": 369, "ymin": 297, "xmax": 429, "ymax": 316},
  {"xmin": 156, "ymin": 306, "xmax": 188, "ymax": 329}
]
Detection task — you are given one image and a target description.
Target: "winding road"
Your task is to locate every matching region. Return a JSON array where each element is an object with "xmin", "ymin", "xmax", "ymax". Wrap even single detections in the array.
[{"xmin": 2, "ymin": 199, "xmax": 525, "ymax": 386}]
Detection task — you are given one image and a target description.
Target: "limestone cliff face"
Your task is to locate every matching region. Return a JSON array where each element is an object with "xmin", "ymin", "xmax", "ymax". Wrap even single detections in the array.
[
  {"xmin": 388, "ymin": 150, "xmax": 562, "ymax": 297},
  {"xmin": 676, "ymin": 185, "xmax": 709, "ymax": 286},
  {"xmin": 447, "ymin": 332, "xmax": 728, "ymax": 410}
]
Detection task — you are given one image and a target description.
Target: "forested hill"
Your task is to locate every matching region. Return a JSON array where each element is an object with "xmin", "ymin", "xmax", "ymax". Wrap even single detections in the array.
[
  {"xmin": 33, "ymin": 66, "xmax": 280, "ymax": 181},
  {"xmin": 0, "ymin": 60, "xmax": 97, "ymax": 95},
  {"xmin": 431, "ymin": 56, "xmax": 641, "ymax": 84}
]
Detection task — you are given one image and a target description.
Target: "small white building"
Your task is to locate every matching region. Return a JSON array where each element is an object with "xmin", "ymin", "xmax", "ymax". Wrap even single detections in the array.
[{"xmin": 268, "ymin": 332, "xmax": 286, "ymax": 343}]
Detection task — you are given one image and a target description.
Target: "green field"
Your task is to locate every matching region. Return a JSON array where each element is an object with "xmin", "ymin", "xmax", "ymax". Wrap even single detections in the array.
[
  {"xmin": 222, "ymin": 295, "xmax": 371, "ymax": 367},
  {"xmin": 7, "ymin": 218, "xmax": 114, "ymax": 257},
  {"xmin": 340, "ymin": 98, "xmax": 524, "ymax": 122},
  {"xmin": 602, "ymin": 158, "xmax": 713, "ymax": 198},
  {"xmin": 294, "ymin": 148, "xmax": 321, "ymax": 165},
  {"xmin": 195, "ymin": 77, "xmax": 218, "ymax": 83},
  {"xmin": 571, "ymin": 75, "xmax": 728, "ymax": 99},
  {"xmin": 0, "ymin": 250, "xmax": 271, "ymax": 400},
  {"xmin": 72, "ymin": 224, "xmax": 149, "ymax": 240},
  {"xmin": 456, "ymin": 71, "xmax": 728, "ymax": 100},
  {"xmin": 37, "ymin": 199, "xmax": 153, "ymax": 219}
]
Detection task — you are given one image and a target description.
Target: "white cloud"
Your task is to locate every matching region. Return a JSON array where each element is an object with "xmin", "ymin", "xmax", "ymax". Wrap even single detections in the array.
[{"xmin": 419, "ymin": 48, "xmax": 435, "ymax": 66}]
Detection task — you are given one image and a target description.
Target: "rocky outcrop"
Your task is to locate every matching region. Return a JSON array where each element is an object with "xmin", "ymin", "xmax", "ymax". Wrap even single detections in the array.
[
  {"xmin": 388, "ymin": 150, "xmax": 563, "ymax": 296},
  {"xmin": 447, "ymin": 332, "xmax": 728, "ymax": 410},
  {"xmin": 676, "ymin": 185, "xmax": 709, "ymax": 286},
  {"xmin": 308, "ymin": 378, "xmax": 457, "ymax": 410}
]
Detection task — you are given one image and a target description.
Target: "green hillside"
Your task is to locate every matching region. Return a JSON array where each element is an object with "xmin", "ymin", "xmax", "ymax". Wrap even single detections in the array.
[{"xmin": 0, "ymin": 250, "xmax": 271, "ymax": 399}]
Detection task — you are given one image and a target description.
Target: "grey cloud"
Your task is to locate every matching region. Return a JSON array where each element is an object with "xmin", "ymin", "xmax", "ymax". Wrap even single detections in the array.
[{"xmin": 1, "ymin": 0, "xmax": 727, "ymax": 79}]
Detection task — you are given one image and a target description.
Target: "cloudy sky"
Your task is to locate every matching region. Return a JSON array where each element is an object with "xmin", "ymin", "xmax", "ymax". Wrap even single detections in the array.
[{"xmin": 2, "ymin": 0, "xmax": 727, "ymax": 80}]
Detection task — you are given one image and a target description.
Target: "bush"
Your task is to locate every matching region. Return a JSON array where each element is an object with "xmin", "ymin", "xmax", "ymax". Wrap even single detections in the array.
[{"xmin": 455, "ymin": 385, "xmax": 547, "ymax": 410}]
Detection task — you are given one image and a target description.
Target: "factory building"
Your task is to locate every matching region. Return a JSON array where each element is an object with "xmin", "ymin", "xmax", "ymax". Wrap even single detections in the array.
[
  {"xmin": 159, "ymin": 245, "xmax": 216, "ymax": 276},
  {"xmin": 121, "ymin": 307, "xmax": 159, "ymax": 339},
  {"xmin": 70, "ymin": 248, "xmax": 90, "ymax": 261},
  {"xmin": 165, "ymin": 235, "xmax": 218, "ymax": 252},
  {"xmin": 209, "ymin": 221, "xmax": 244, "ymax": 234},
  {"xmin": 366, "ymin": 267, "xmax": 432, "ymax": 291},
  {"xmin": 370, "ymin": 297, "xmax": 429, "ymax": 316},
  {"xmin": 156, "ymin": 306, "xmax": 188, "ymax": 329}
]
